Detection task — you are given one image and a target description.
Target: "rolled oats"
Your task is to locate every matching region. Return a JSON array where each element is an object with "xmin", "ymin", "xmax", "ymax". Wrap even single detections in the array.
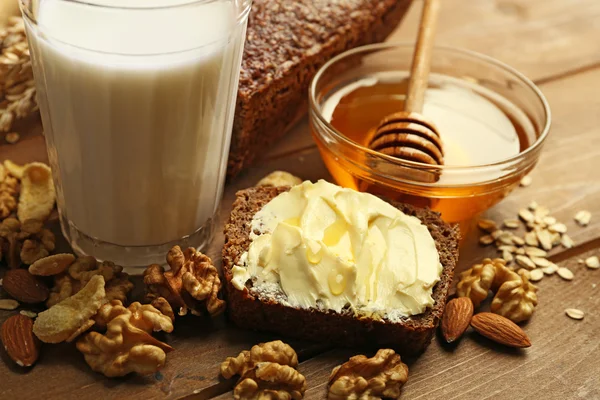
[
  {"xmin": 574, "ymin": 210, "xmax": 591, "ymax": 226},
  {"xmin": 565, "ymin": 308, "xmax": 584, "ymax": 320},
  {"xmin": 585, "ymin": 256, "xmax": 599, "ymax": 269},
  {"xmin": 529, "ymin": 269, "xmax": 544, "ymax": 282},
  {"xmin": 557, "ymin": 267, "xmax": 574, "ymax": 281}
]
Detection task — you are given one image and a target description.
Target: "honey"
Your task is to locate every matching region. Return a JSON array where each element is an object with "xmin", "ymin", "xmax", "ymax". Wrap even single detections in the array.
[{"xmin": 313, "ymin": 72, "xmax": 538, "ymax": 223}]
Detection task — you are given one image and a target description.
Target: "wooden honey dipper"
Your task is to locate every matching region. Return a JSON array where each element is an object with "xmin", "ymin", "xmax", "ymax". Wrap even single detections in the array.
[{"xmin": 367, "ymin": 0, "xmax": 443, "ymax": 166}]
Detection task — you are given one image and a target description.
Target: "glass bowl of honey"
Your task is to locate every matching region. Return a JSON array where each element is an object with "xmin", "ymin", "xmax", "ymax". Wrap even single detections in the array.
[{"xmin": 309, "ymin": 43, "xmax": 551, "ymax": 225}]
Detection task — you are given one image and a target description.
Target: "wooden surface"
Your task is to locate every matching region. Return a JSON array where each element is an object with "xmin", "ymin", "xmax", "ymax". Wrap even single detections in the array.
[{"xmin": 2, "ymin": 0, "xmax": 600, "ymax": 399}]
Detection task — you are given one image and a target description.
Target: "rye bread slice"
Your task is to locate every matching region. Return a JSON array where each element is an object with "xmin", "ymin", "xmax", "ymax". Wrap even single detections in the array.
[{"xmin": 222, "ymin": 186, "xmax": 459, "ymax": 355}]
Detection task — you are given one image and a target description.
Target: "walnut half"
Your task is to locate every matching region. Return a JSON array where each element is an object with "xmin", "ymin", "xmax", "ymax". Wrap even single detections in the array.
[
  {"xmin": 328, "ymin": 349, "xmax": 409, "ymax": 400},
  {"xmin": 76, "ymin": 299, "xmax": 174, "ymax": 377},
  {"xmin": 143, "ymin": 246, "xmax": 225, "ymax": 317},
  {"xmin": 221, "ymin": 340, "xmax": 306, "ymax": 400}
]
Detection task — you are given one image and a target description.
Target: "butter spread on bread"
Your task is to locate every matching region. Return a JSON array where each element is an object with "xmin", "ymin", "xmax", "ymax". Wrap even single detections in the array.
[{"xmin": 231, "ymin": 180, "xmax": 442, "ymax": 319}]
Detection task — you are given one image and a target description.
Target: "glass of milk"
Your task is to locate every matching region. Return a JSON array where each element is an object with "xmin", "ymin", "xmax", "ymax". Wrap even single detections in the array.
[{"xmin": 20, "ymin": 0, "xmax": 252, "ymax": 267}]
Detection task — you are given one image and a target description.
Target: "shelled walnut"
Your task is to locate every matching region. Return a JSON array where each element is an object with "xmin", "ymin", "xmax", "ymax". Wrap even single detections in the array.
[
  {"xmin": 491, "ymin": 269, "xmax": 538, "ymax": 323},
  {"xmin": 0, "ymin": 163, "xmax": 19, "ymax": 219},
  {"xmin": 46, "ymin": 256, "xmax": 134, "ymax": 308},
  {"xmin": 456, "ymin": 258, "xmax": 538, "ymax": 322},
  {"xmin": 221, "ymin": 340, "xmax": 306, "ymax": 400},
  {"xmin": 327, "ymin": 349, "xmax": 409, "ymax": 400},
  {"xmin": 143, "ymin": 246, "xmax": 225, "ymax": 317},
  {"xmin": 77, "ymin": 299, "xmax": 174, "ymax": 377},
  {"xmin": 0, "ymin": 217, "xmax": 55, "ymax": 268}
]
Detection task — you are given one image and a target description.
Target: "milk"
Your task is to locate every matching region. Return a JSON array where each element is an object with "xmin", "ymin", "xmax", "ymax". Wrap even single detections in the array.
[{"xmin": 25, "ymin": 0, "xmax": 247, "ymax": 255}]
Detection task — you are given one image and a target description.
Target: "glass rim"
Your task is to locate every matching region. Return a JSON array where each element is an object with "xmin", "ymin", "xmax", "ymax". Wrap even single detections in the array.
[
  {"xmin": 19, "ymin": 0, "xmax": 251, "ymax": 57},
  {"xmin": 309, "ymin": 42, "xmax": 552, "ymax": 172},
  {"xmin": 24, "ymin": 0, "xmax": 242, "ymax": 11}
]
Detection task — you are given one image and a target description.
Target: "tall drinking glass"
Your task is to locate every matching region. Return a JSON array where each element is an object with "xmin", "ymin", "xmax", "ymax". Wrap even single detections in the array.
[{"xmin": 20, "ymin": 0, "xmax": 252, "ymax": 267}]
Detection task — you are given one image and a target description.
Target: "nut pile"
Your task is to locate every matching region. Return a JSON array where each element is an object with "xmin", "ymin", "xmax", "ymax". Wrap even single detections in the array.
[
  {"xmin": 221, "ymin": 340, "xmax": 306, "ymax": 400},
  {"xmin": 0, "ymin": 248, "xmax": 176, "ymax": 377},
  {"xmin": 457, "ymin": 258, "xmax": 538, "ymax": 323},
  {"xmin": 0, "ymin": 16, "xmax": 37, "ymax": 140},
  {"xmin": 477, "ymin": 203, "xmax": 593, "ymax": 283}
]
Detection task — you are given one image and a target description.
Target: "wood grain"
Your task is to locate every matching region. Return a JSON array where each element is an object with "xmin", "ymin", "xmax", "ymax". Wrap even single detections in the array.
[{"xmin": 2, "ymin": 0, "xmax": 600, "ymax": 399}]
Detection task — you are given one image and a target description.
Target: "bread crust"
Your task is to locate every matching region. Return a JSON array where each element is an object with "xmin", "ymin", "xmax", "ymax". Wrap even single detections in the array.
[
  {"xmin": 228, "ymin": 0, "xmax": 412, "ymax": 177},
  {"xmin": 222, "ymin": 186, "xmax": 459, "ymax": 355}
]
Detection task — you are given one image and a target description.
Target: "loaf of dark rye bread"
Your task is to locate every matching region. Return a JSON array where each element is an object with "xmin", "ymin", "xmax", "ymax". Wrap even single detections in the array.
[
  {"xmin": 228, "ymin": 0, "xmax": 412, "ymax": 177},
  {"xmin": 222, "ymin": 186, "xmax": 459, "ymax": 355}
]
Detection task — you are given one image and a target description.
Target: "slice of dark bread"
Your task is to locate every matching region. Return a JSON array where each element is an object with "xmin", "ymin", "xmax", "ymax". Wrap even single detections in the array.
[{"xmin": 222, "ymin": 186, "xmax": 459, "ymax": 355}]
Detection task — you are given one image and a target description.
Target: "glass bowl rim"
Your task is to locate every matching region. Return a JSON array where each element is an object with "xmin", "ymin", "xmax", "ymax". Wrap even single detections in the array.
[{"xmin": 309, "ymin": 42, "xmax": 552, "ymax": 172}]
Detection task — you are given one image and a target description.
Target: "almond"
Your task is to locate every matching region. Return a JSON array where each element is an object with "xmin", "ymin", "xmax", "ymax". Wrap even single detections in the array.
[
  {"xmin": 470, "ymin": 312, "xmax": 531, "ymax": 348},
  {"xmin": 2, "ymin": 269, "xmax": 49, "ymax": 304},
  {"xmin": 1, "ymin": 314, "xmax": 40, "ymax": 367},
  {"xmin": 441, "ymin": 297, "xmax": 474, "ymax": 343}
]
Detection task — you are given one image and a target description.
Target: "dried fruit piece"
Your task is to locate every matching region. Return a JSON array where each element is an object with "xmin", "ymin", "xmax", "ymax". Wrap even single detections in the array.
[
  {"xmin": 17, "ymin": 163, "xmax": 56, "ymax": 222},
  {"xmin": 2, "ymin": 268, "xmax": 49, "ymax": 303},
  {"xmin": 557, "ymin": 267, "xmax": 574, "ymax": 281},
  {"xmin": 29, "ymin": 253, "xmax": 76, "ymax": 276},
  {"xmin": 328, "ymin": 349, "xmax": 408, "ymax": 400},
  {"xmin": 470, "ymin": 312, "xmax": 531, "ymax": 348},
  {"xmin": 33, "ymin": 275, "xmax": 105, "ymax": 343},
  {"xmin": 441, "ymin": 297, "xmax": 474, "ymax": 343},
  {"xmin": 585, "ymin": 256, "xmax": 599, "ymax": 269},
  {"xmin": 565, "ymin": 308, "xmax": 584, "ymax": 320},
  {"xmin": 1, "ymin": 314, "xmax": 40, "ymax": 367},
  {"xmin": 0, "ymin": 298, "xmax": 20, "ymax": 310}
]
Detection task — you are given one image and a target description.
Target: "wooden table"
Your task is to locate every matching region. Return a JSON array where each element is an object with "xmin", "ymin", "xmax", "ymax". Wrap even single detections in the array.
[{"xmin": 2, "ymin": 0, "xmax": 600, "ymax": 398}]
